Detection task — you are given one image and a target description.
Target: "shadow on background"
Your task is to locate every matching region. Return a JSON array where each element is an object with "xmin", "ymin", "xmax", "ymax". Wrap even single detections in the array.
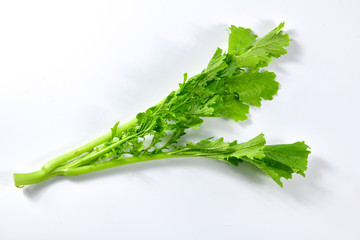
[{"xmin": 277, "ymin": 155, "xmax": 332, "ymax": 205}]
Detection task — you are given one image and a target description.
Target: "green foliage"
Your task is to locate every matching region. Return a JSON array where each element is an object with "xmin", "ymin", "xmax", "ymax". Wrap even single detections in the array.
[{"xmin": 14, "ymin": 23, "xmax": 310, "ymax": 188}]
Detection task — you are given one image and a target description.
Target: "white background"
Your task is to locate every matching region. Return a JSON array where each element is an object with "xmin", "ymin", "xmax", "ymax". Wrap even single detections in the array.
[{"xmin": 1, "ymin": 0, "xmax": 359, "ymax": 239}]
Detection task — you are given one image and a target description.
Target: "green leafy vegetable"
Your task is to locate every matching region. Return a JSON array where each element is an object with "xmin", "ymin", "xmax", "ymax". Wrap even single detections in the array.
[{"xmin": 13, "ymin": 23, "xmax": 310, "ymax": 188}]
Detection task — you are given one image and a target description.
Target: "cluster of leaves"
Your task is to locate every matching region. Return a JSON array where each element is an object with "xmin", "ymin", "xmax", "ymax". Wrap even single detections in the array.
[{"xmin": 67, "ymin": 22, "xmax": 310, "ymax": 186}]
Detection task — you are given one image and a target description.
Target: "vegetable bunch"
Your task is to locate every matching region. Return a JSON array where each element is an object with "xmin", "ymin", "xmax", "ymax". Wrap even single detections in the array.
[{"xmin": 14, "ymin": 23, "xmax": 310, "ymax": 188}]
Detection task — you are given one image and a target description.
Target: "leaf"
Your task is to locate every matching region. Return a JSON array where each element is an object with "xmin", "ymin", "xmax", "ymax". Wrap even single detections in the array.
[
  {"xmin": 175, "ymin": 134, "xmax": 266, "ymax": 161},
  {"xmin": 227, "ymin": 70, "xmax": 279, "ymax": 107},
  {"xmin": 235, "ymin": 22, "xmax": 290, "ymax": 67},
  {"xmin": 230, "ymin": 133, "xmax": 266, "ymax": 159},
  {"xmin": 205, "ymin": 48, "xmax": 228, "ymax": 75},
  {"xmin": 110, "ymin": 121, "xmax": 120, "ymax": 139},
  {"xmin": 249, "ymin": 158, "xmax": 294, "ymax": 187},
  {"xmin": 249, "ymin": 142, "xmax": 311, "ymax": 187},
  {"xmin": 185, "ymin": 137, "xmax": 230, "ymax": 155},
  {"xmin": 219, "ymin": 96, "xmax": 250, "ymax": 122},
  {"xmin": 263, "ymin": 142, "xmax": 311, "ymax": 176},
  {"xmin": 228, "ymin": 25, "xmax": 257, "ymax": 56}
]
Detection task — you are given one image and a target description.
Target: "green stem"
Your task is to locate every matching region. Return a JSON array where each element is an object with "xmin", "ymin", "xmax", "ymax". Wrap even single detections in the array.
[
  {"xmin": 13, "ymin": 171, "xmax": 40, "ymax": 187},
  {"xmin": 13, "ymin": 170, "xmax": 57, "ymax": 187},
  {"xmin": 59, "ymin": 153, "xmax": 191, "ymax": 176},
  {"xmin": 35, "ymin": 118, "xmax": 136, "ymax": 174},
  {"xmin": 13, "ymin": 153, "xmax": 192, "ymax": 186},
  {"xmin": 63, "ymin": 135, "xmax": 138, "ymax": 169}
]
